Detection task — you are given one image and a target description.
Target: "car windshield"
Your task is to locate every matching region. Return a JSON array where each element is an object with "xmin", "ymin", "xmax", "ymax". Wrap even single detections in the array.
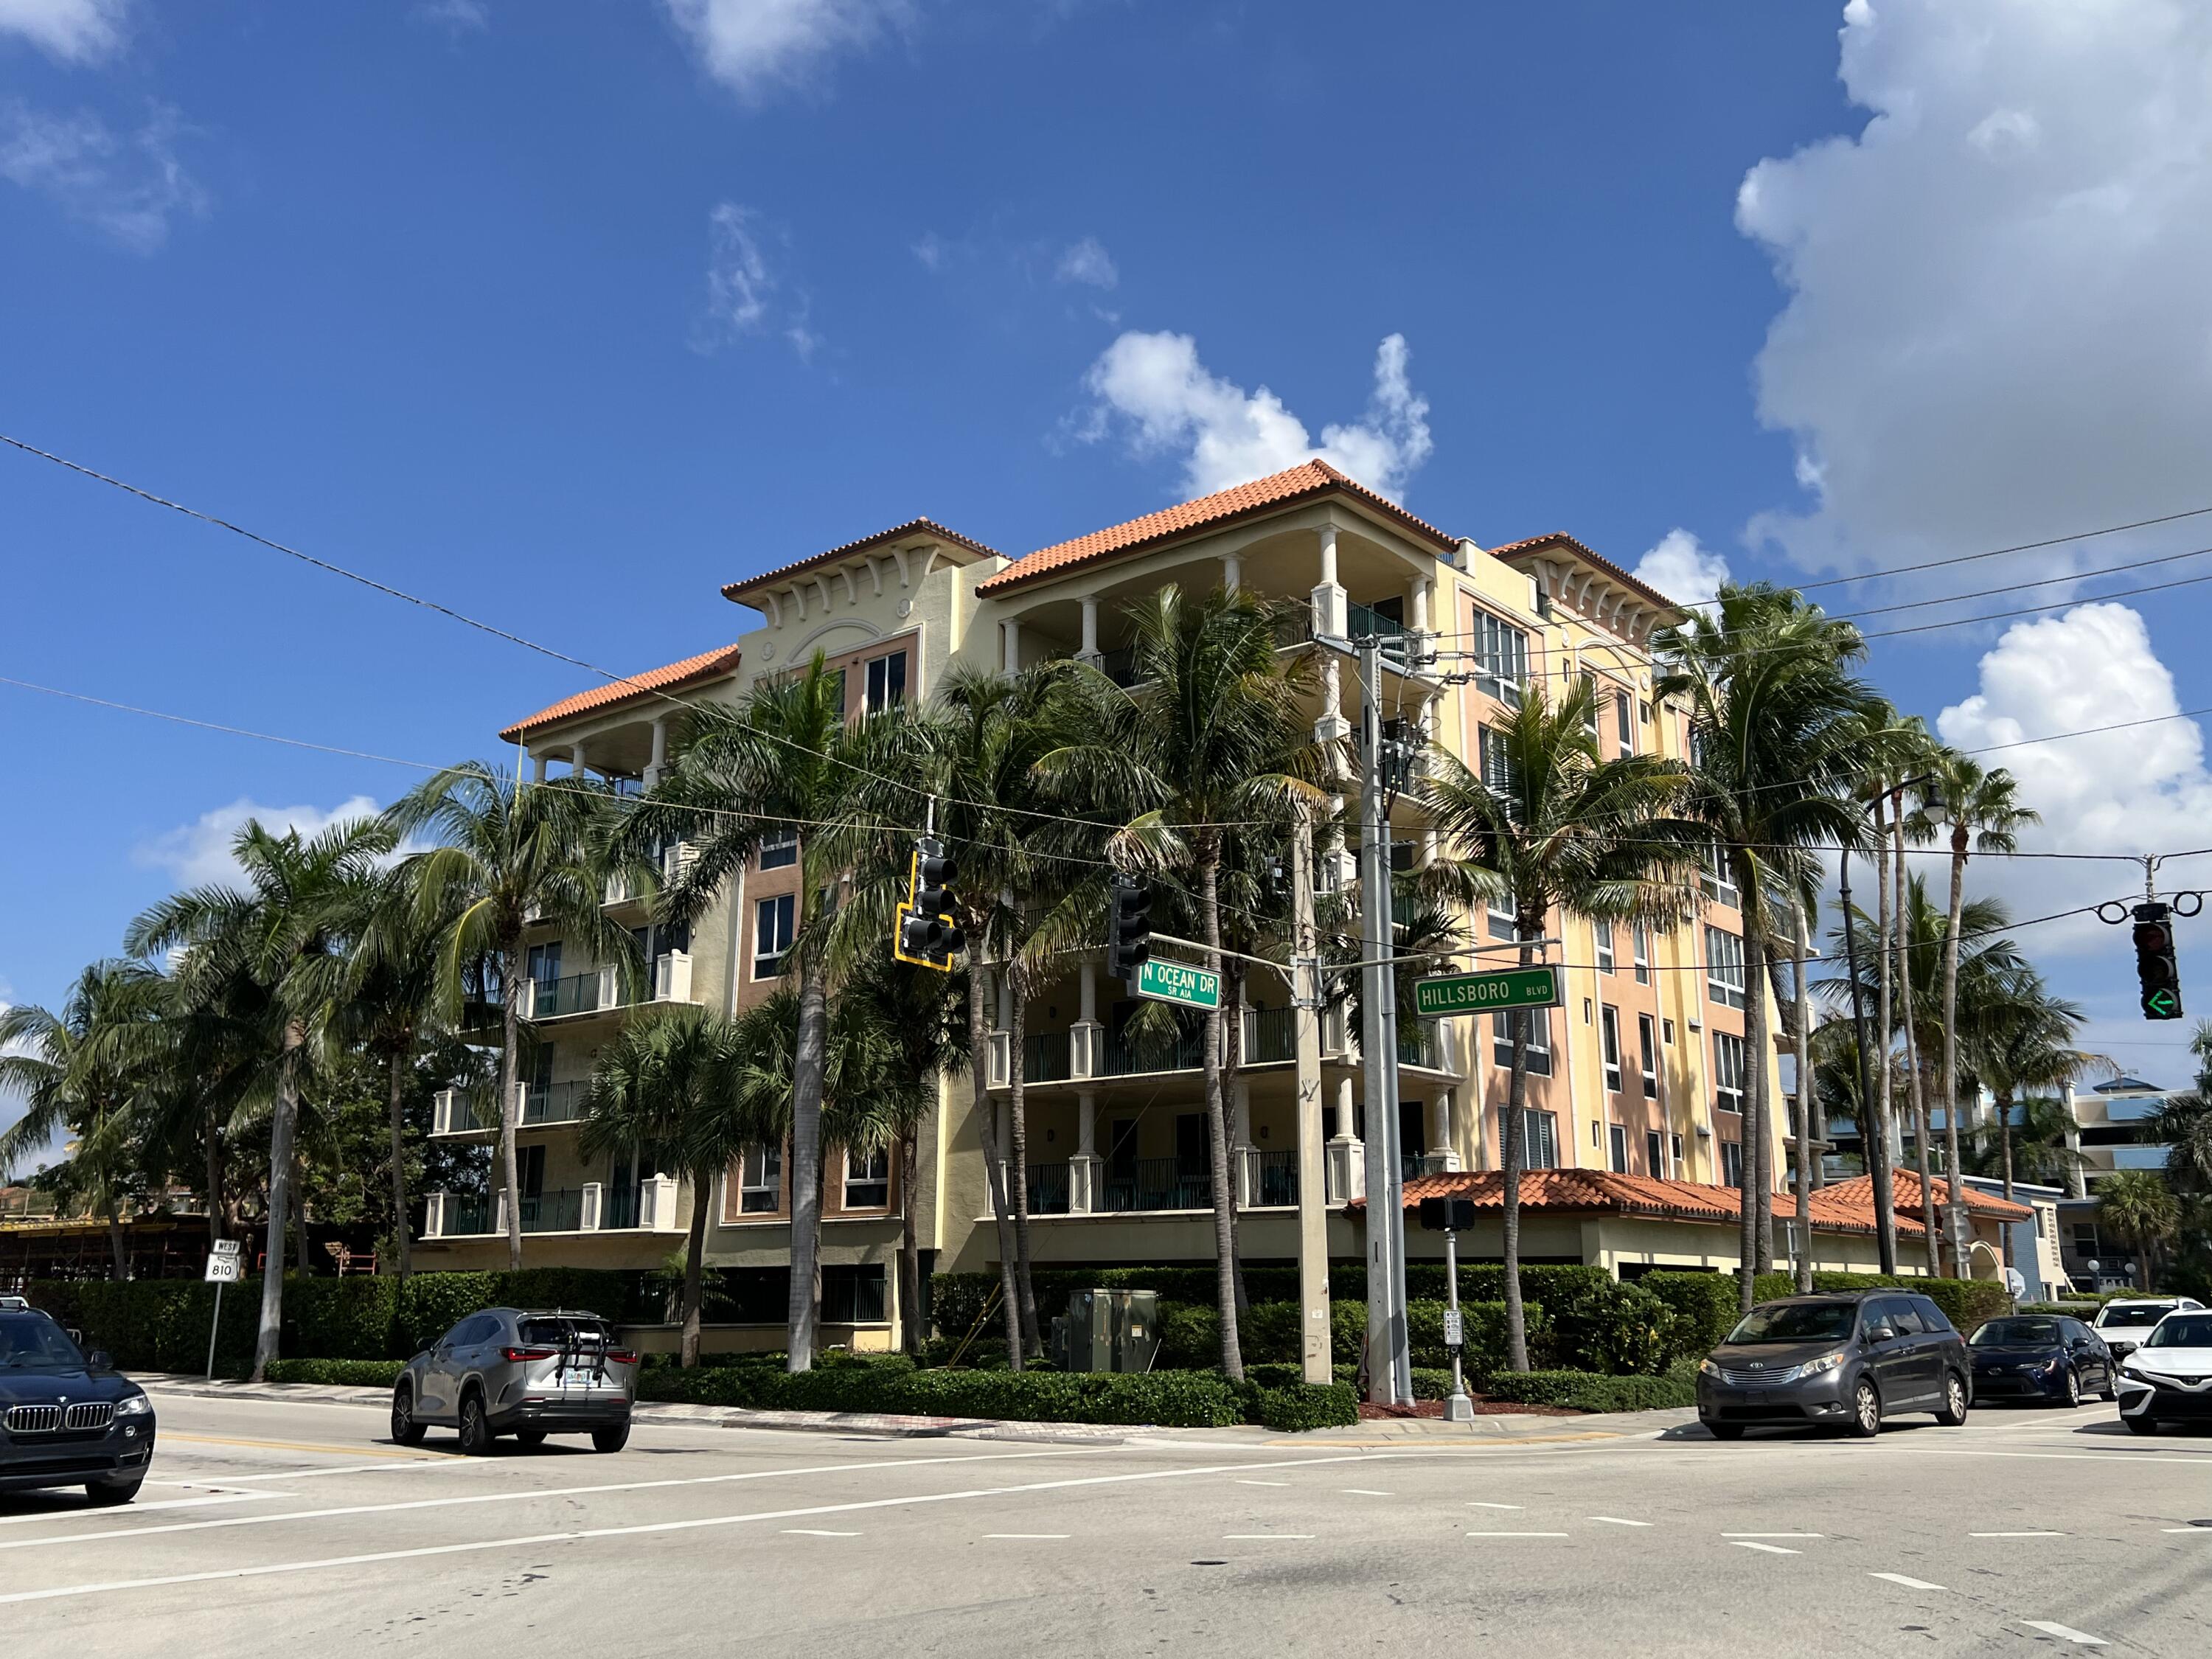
[
  {"xmin": 0, "ymin": 1315, "xmax": 86, "ymax": 1369},
  {"xmin": 2099, "ymin": 1302, "xmax": 2173, "ymax": 1326},
  {"xmin": 2144, "ymin": 1314, "xmax": 2212, "ymax": 1349},
  {"xmin": 1725, "ymin": 1303, "xmax": 1857, "ymax": 1344},
  {"xmin": 1972, "ymin": 1318, "xmax": 2061, "ymax": 1347}
]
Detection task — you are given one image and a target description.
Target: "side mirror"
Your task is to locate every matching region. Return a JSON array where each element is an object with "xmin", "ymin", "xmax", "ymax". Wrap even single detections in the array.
[
  {"xmin": 87, "ymin": 1349, "xmax": 113, "ymax": 1371},
  {"xmin": 1865, "ymin": 1324, "xmax": 1896, "ymax": 1343}
]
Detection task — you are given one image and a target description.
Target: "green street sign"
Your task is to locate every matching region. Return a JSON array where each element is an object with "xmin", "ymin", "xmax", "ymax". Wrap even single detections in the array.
[
  {"xmin": 1413, "ymin": 966, "xmax": 1562, "ymax": 1018},
  {"xmin": 2144, "ymin": 987, "xmax": 2183, "ymax": 1020},
  {"xmin": 1134, "ymin": 958, "xmax": 1222, "ymax": 1011}
]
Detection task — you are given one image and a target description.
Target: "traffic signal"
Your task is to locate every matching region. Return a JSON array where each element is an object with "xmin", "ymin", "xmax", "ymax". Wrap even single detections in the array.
[
  {"xmin": 894, "ymin": 836, "xmax": 964, "ymax": 970},
  {"xmin": 1107, "ymin": 875, "xmax": 1152, "ymax": 981},
  {"xmin": 2134, "ymin": 901, "xmax": 2183, "ymax": 1020}
]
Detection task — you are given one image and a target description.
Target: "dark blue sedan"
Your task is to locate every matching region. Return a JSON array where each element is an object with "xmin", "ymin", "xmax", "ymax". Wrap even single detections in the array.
[
  {"xmin": 1, "ymin": 1308, "xmax": 156, "ymax": 1505},
  {"xmin": 1969, "ymin": 1315, "xmax": 2117, "ymax": 1408}
]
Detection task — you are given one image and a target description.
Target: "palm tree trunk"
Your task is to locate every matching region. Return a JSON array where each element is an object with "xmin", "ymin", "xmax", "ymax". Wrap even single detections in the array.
[
  {"xmin": 1224, "ymin": 961, "xmax": 1249, "ymax": 1320},
  {"xmin": 680, "ymin": 1166, "xmax": 708, "ymax": 1368},
  {"xmin": 898, "ymin": 1127, "xmax": 923, "ymax": 1360},
  {"xmin": 1940, "ymin": 831, "xmax": 1970, "ymax": 1277},
  {"xmin": 254, "ymin": 1031, "xmax": 302, "ymax": 1383},
  {"xmin": 1792, "ymin": 902, "xmax": 1814, "ymax": 1291},
  {"xmin": 105, "ymin": 1197, "xmax": 127, "ymax": 1279},
  {"xmin": 1872, "ymin": 795, "xmax": 1898, "ymax": 1269},
  {"xmin": 1502, "ymin": 914, "xmax": 1536, "ymax": 1374},
  {"xmin": 1894, "ymin": 804, "xmax": 1941, "ymax": 1276},
  {"xmin": 204, "ymin": 1119, "xmax": 226, "ymax": 1246},
  {"xmin": 499, "ymin": 945, "xmax": 525, "ymax": 1273},
  {"xmin": 785, "ymin": 956, "xmax": 830, "ymax": 1373},
  {"xmin": 1736, "ymin": 863, "xmax": 1770, "ymax": 1312},
  {"xmin": 967, "ymin": 966, "xmax": 1023, "ymax": 1369},
  {"xmin": 1198, "ymin": 846, "xmax": 1243, "ymax": 1382},
  {"xmin": 1998, "ymin": 1091, "xmax": 2017, "ymax": 1270},
  {"xmin": 1007, "ymin": 981, "xmax": 1040, "ymax": 1357},
  {"xmin": 294, "ymin": 1147, "xmax": 311, "ymax": 1279},
  {"xmin": 387, "ymin": 1052, "xmax": 411, "ymax": 1281}
]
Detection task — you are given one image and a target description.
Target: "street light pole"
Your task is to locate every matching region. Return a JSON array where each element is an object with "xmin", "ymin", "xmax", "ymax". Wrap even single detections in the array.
[{"xmin": 1355, "ymin": 635, "xmax": 1411, "ymax": 1407}]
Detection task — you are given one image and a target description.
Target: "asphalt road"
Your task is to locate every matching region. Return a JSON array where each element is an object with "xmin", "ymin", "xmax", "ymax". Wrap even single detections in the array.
[{"xmin": 2, "ymin": 1388, "xmax": 2208, "ymax": 1656}]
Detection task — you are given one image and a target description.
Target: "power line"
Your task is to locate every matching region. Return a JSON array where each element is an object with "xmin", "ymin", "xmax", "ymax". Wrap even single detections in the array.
[{"xmin": 1797, "ymin": 504, "xmax": 2212, "ymax": 592}]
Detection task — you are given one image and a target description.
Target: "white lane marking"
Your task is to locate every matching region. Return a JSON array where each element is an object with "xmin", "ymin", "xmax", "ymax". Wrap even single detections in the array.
[
  {"xmin": 1466, "ymin": 1531, "xmax": 1571, "ymax": 1539},
  {"xmin": 1731, "ymin": 1542, "xmax": 1800, "ymax": 1556},
  {"xmin": 1589, "ymin": 1516, "xmax": 1652, "ymax": 1527},
  {"xmin": 1340, "ymin": 1489, "xmax": 1394, "ymax": 1497},
  {"xmin": 781, "ymin": 1529, "xmax": 858, "ymax": 1537},
  {"xmin": 0, "ymin": 1493, "xmax": 274, "ymax": 1526},
  {"xmin": 0, "ymin": 1448, "xmax": 1105, "ymax": 1555},
  {"xmin": 2160, "ymin": 1526, "xmax": 2212, "ymax": 1534},
  {"xmin": 1467, "ymin": 1502, "xmax": 1524, "ymax": 1510},
  {"xmin": 1870, "ymin": 1573, "xmax": 1947, "ymax": 1591},
  {"xmin": 1911, "ymin": 1449, "xmax": 2212, "ymax": 1467},
  {"xmin": 2019, "ymin": 1621, "xmax": 2107, "ymax": 1646},
  {"xmin": 1972, "ymin": 1531, "xmax": 2067, "ymax": 1538},
  {"xmin": 1234, "ymin": 1480, "xmax": 1290, "ymax": 1487},
  {"xmin": 1224, "ymin": 1534, "xmax": 1314, "ymax": 1540},
  {"xmin": 173, "ymin": 1461, "xmax": 468, "ymax": 1483},
  {"xmin": 0, "ymin": 1451, "xmax": 1395, "ymax": 1606},
  {"xmin": 984, "ymin": 1534, "xmax": 1068, "ymax": 1540},
  {"xmin": 1723, "ymin": 1532, "xmax": 1823, "ymax": 1539}
]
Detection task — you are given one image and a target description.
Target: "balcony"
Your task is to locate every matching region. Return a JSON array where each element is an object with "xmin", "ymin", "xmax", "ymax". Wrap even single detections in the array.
[
  {"xmin": 1397, "ymin": 1018, "xmax": 1444, "ymax": 1071},
  {"xmin": 1026, "ymin": 1161, "xmax": 1071, "ymax": 1216},
  {"xmin": 1104, "ymin": 1023, "xmax": 1206, "ymax": 1077},
  {"xmin": 431, "ymin": 1082, "xmax": 592, "ymax": 1137},
  {"xmin": 1243, "ymin": 1006, "xmax": 1295, "ymax": 1064},
  {"xmin": 1023, "ymin": 1030, "xmax": 1071, "ymax": 1085},
  {"xmin": 421, "ymin": 1175, "xmax": 684, "ymax": 1239},
  {"xmin": 1101, "ymin": 1158, "xmax": 1214, "ymax": 1214},
  {"xmin": 522, "ymin": 953, "xmax": 696, "ymax": 1020},
  {"xmin": 1248, "ymin": 1148, "xmax": 1298, "ymax": 1207}
]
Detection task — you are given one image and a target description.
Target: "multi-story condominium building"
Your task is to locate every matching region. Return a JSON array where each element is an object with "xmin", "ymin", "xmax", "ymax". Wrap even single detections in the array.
[
  {"xmin": 411, "ymin": 461, "xmax": 1941, "ymax": 1347},
  {"xmin": 2056, "ymin": 1074, "xmax": 2180, "ymax": 1288}
]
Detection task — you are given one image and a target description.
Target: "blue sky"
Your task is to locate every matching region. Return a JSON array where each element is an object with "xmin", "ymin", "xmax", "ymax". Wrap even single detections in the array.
[{"xmin": 10, "ymin": 1, "xmax": 2212, "ymax": 1155}]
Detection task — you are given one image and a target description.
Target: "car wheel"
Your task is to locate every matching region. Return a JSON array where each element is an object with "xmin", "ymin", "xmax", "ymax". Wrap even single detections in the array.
[
  {"xmin": 2125, "ymin": 1414, "xmax": 2160, "ymax": 1436},
  {"xmin": 391, "ymin": 1385, "xmax": 427, "ymax": 1447},
  {"xmin": 1848, "ymin": 1379, "xmax": 1882, "ymax": 1439},
  {"xmin": 1707, "ymin": 1422, "xmax": 1746, "ymax": 1441},
  {"xmin": 515, "ymin": 1430, "xmax": 548, "ymax": 1448},
  {"xmin": 456, "ymin": 1391, "xmax": 496, "ymax": 1456},
  {"xmin": 2059, "ymin": 1367, "xmax": 2081, "ymax": 1409},
  {"xmin": 591, "ymin": 1425, "xmax": 630, "ymax": 1454},
  {"xmin": 84, "ymin": 1480, "xmax": 142, "ymax": 1507},
  {"xmin": 1934, "ymin": 1371, "xmax": 1970, "ymax": 1427}
]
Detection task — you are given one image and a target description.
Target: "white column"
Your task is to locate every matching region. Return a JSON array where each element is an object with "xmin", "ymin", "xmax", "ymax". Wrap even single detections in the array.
[
  {"xmin": 1312, "ymin": 524, "xmax": 1347, "ymax": 644},
  {"xmin": 1319, "ymin": 524, "xmax": 1339, "ymax": 586},
  {"xmin": 1071, "ymin": 1091, "xmax": 1101, "ymax": 1213},
  {"xmin": 1222, "ymin": 552, "xmax": 1242, "ymax": 592},
  {"xmin": 644, "ymin": 717, "xmax": 668, "ymax": 787},
  {"xmin": 531, "ymin": 752, "xmax": 546, "ymax": 784},
  {"xmin": 569, "ymin": 742, "xmax": 587, "ymax": 777},
  {"xmin": 1430, "ymin": 1092, "xmax": 1459, "ymax": 1172},
  {"xmin": 1072, "ymin": 959, "xmax": 1103, "ymax": 1078},
  {"xmin": 1233, "ymin": 1080, "xmax": 1254, "ymax": 1207},
  {"xmin": 1326, "ymin": 1075, "xmax": 1364, "ymax": 1203},
  {"xmin": 2061, "ymin": 1081, "xmax": 2087, "ymax": 1200},
  {"xmin": 1003, "ymin": 618, "xmax": 1023, "ymax": 675},
  {"xmin": 1078, "ymin": 596, "xmax": 1101, "ymax": 664}
]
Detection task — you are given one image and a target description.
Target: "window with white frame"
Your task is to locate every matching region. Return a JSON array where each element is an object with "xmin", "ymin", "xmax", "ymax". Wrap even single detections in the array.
[
  {"xmin": 1580, "ymin": 671, "xmax": 1600, "ymax": 731},
  {"xmin": 753, "ymin": 894, "xmax": 796, "ymax": 978},
  {"xmin": 1714, "ymin": 1030, "xmax": 1747, "ymax": 1116},
  {"xmin": 1721, "ymin": 1139, "xmax": 1745, "ymax": 1189},
  {"xmin": 843, "ymin": 1145, "xmax": 890, "ymax": 1208},
  {"xmin": 1701, "ymin": 842, "xmax": 1739, "ymax": 907},
  {"xmin": 1471, "ymin": 611, "xmax": 1529, "ymax": 707},
  {"xmin": 1500, "ymin": 1106, "xmax": 1560, "ymax": 1170},
  {"xmin": 1609, "ymin": 1123, "xmax": 1630, "ymax": 1174},
  {"xmin": 863, "ymin": 650, "xmax": 908, "ymax": 714},
  {"xmin": 1615, "ymin": 691, "xmax": 1633, "ymax": 751},
  {"xmin": 759, "ymin": 826, "xmax": 798, "ymax": 870},
  {"xmin": 1594, "ymin": 922, "xmax": 1615, "ymax": 975},
  {"xmin": 1632, "ymin": 920, "xmax": 1652, "ymax": 984},
  {"xmin": 1705, "ymin": 926, "xmax": 1746, "ymax": 1010},
  {"xmin": 738, "ymin": 1142, "xmax": 782, "ymax": 1214},
  {"xmin": 1638, "ymin": 1012, "xmax": 1659, "ymax": 1097},
  {"xmin": 1600, "ymin": 1004, "xmax": 1623, "ymax": 1093},
  {"xmin": 1646, "ymin": 1129, "xmax": 1666, "ymax": 1178},
  {"xmin": 1492, "ymin": 1008, "xmax": 1554, "ymax": 1076},
  {"xmin": 1478, "ymin": 725, "xmax": 1517, "ymax": 794}
]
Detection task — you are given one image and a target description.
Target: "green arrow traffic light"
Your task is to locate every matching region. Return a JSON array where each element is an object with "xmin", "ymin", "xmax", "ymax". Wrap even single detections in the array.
[{"xmin": 2146, "ymin": 987, "xmax": 2182, "ymax": 1020}]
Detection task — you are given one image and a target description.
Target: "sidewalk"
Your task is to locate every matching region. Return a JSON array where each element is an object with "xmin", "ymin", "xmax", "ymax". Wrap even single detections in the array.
[{"xmin": 133, "ymin": 1373, "xmax": 1697, "ymax": 1448}]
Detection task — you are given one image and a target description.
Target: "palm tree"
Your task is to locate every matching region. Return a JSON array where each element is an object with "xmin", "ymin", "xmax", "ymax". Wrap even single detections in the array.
[
  {"xmin": 1921, "ymin": 754, "xmax": 2039, "ymax": 1273},
  {"xmin": 1422, "ymin": 676, "xmax": 1699, "ymax": 1368},
  {"xmin": 1960, "ymin": 968, "xmax": 2104, "ymax": 1262},
  {"xmin": 0, "ymin": 962, "xmax": 168, "ymax": 1276},
  {"xmin": 1655, "ymin": 583, "xmax": 1879, "ymax": 1310},
  {"xmin": 128, "ymin": 818, "xmax": 394, "ymax": 1380},
  {"xmin": 2098, "ymin": 1169, "xmax": 2180, "ymax": 1290},
  {"xmin": 631, "ymin": 655, "xmax": 911, "ymax": 1372},
  {"xmin": 392, "ymin": 762, "xmax": 637, "ymax": 1273},
  {"xmin": 1036, "ymin": 586, "xmax": 1321, "ymax": 1384},
  {"xmin": 580, "ymin": 1009, "xmax": 759, "ymax": 1367}
]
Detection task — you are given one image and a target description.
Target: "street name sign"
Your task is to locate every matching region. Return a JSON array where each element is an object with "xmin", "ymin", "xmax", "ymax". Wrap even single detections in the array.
[
  {"xmin": 204, "ymin": 1253, "xmax": 243, "ymax": 1284},
  {"xmin": 1134, "ymin": 958, "xmax": 1222, "ymax": 1011},
  {"xmin": 1413, "ymin": 966, "xmax": 1562, "ymax": 1018}
]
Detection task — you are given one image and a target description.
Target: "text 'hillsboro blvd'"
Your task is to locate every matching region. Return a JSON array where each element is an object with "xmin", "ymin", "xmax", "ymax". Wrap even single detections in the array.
[{"xmin": 1412, "ymin": 967, "xmax": 1562, "ymax": 1018}]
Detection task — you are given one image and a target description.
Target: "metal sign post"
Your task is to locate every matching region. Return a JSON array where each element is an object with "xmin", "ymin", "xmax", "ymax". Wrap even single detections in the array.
[
  {"xmin": 204, "ymin": 1239, "xmax": 243, "ymax": 1381},
  {"xmin": 1420, "ymin": 1195, "xmax": 1476, "ymax": 1422}
]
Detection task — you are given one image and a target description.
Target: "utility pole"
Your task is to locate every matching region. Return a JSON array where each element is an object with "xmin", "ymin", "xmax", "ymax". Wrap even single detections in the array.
[
  {"xmin": 1290, "ymin": 812, "xmax": 1331, "ymax": 1385},
  {"xmin": 1838, "ymin": 843, "xmax": 1896, "ymax": 1274},
  {"xmin": 1355, "ymin": 636, "xmax": 1411, "ymax": 1406}
]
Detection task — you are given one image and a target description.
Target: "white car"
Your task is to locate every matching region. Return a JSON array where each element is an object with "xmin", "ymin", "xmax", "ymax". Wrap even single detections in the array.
[
  {"xmin": 2115, "ymin": 1309, "xmax": 2212, "ymax": 1435},
  {"xmin": 2091, "ymin": 1296, "xmax": 2205, "ymax": 1363}
]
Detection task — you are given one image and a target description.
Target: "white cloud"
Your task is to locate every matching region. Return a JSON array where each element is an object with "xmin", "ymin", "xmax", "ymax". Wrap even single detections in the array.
[
  {"xmin": 695, "ymin": 201, "xmax": 818, "ymax": 358},
  {"xmin": 1079, "ymin": 330, "xmax": 1433, "ymax": 501},
  {"xmin": 1739, "ymin": 0, "xmax": 2212, "ymax": 588},
  {"xmin": 1055, "ymin": 236, "xmax": 1117, "ymax": 290},
  {"xmin": 414, "ymin": 0, "xmax": 489, "ymax": 35},
  {"xmin": 1934, "ymin": 602, "xmax": 2212, "ymax": 954},
  {"xmin": 1632, "ymin": 528, "xmax": 1730, "ymax": 610},
  {"xmin": 134, "ymin": 796, "xmax": 385, "ymax": 891},
  {"xmin": 662, "ymin": 0, "xmax": 909, "ymax": 99},
  {"xmin": 0, "ymin": 100, "xmax": 206, "ymax": 252},
  {"xmin": 911, "ymin": 231, "xmax": 947, "ymax": 271},
  {"xmin": 0, "ymin": 0, "xmax": 127, "ymax": 63}
]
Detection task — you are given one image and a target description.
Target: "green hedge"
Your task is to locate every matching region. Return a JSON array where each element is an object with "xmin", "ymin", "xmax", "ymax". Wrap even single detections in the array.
[
  {"xmin": 1251, "ymin": 1381, "xmax": 1359, "ymax": 1432},
  {"xmin": 265, "ymin": 1358, "xmax": 408, "ymax": 1387},
  {"xmin": 1484, "ymin": 1368, "xmax": 1697, "ymax": 1413},
  {"xmin": 638, "ymin": 1363, "xmax": 1251, "ymax": 1426}
]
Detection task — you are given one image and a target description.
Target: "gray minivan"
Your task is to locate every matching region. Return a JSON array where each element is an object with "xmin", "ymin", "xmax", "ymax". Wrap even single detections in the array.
[
  {"xmin": 392, "ymin": 1308, "xmax": 638, "ymax": 1455},
  {"xmin": 1697, "ymin": 1291, "xmax": 1972, "ymax": 1439}
]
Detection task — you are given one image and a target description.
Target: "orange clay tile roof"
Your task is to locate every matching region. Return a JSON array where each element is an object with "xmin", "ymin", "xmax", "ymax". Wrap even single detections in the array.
[
  {"xmin": 1823, "ymin": 1170, "xmax": 2034, "ymax": 1223},
  {"xmin": 1486, "ymin": 530, "xmax": 1684, "ymax": 618},
  {"xmin": 721, "ymin": 518, "xmax": 1002, "ymax": 602},
  {"xmin": 496, "ymin": 643, "xmax": 745, "ymax": 745},
  {"xmin": 975, "ymin": 460, "xmax": 1459, "ymax": 595}
]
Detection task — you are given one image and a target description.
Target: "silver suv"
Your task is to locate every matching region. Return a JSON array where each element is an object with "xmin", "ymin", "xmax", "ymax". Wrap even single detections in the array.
[{"xmin": 392, "ymin": 1308, "xmax": 638, "ymax": 1455}]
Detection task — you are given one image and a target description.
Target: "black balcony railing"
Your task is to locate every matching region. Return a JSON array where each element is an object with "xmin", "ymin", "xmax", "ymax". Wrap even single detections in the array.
[
  {"xmin": 602, "ymin": 1178, "xmax": 639, "ymax": 1231},
  {"xmin": 515, "ymin": 1188, "xmax": 587, "ymax": 1233},
  {"xmin": 1398, "ymin": 1019, "xmax": 1441, "ymax": 1070},
  {"xmin": 1023, "ymin": 1030, "xmax": 1071, "ymax": 1085},
  {"xmin": 1347, "ymin": 600, "xmax": 1406, "ymax": 645},
  {"xmin": 1251, "ymin": 1149, "xmax": 1298, "ymax": 1207},
  {"xmin": 1399, "ymin": 1155, "xmax": 1425, "ymax": 1184},
  {"xmin": 1100, "ymin": 1158, "xmax": 1213, "ymax": 1214},
  {"xmin": 442, "ymin": 1194, "xmax": 491, "ymax": 1236},
  {"xmin": 1101, "ymin": 645, "xmax": 1140, "ymax": 688},
  {"xmin": 1243, "ymin": 1006, "xmax": 1295, "ymax": 1064},
  {"xmin": 1024, "ymin": 1161, "xmax": 1071, "ymax": 1215},
  {"xmin": 1273, "ymin": 609, "xmax": 1314, "ymax": 649},
  {"xmin": 1104, "ymin": 1021, "xmax": 1206, "ymax": 1077}
]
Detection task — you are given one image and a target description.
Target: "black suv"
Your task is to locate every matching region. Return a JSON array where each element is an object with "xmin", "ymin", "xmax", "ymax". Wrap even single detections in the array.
[
  {"xmin": 0, "ymin": 1307, "xmax": 156, "ymax": 1505},
  {"xmin": 1697, "ymin": 1290, "xmax": 1972, "ymax": 1439}
]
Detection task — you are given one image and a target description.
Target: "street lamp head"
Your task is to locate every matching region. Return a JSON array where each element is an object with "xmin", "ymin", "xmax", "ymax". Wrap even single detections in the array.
[{"xmin": 1919, "ymin": 777, "xmax": 1947, "ymax": 821}]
